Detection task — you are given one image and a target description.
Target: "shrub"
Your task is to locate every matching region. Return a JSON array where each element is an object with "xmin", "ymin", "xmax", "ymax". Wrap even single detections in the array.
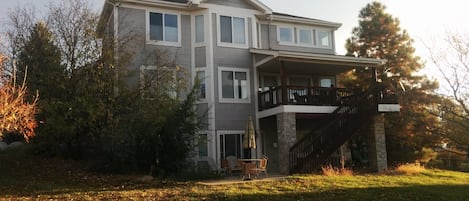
[
  {"xmin": 394, "ymin": 163, "xmax": 425, "ymax": 175},
  {"xmin": 321, "ymin": 165, "xmax": 353, "ymax": 176}
]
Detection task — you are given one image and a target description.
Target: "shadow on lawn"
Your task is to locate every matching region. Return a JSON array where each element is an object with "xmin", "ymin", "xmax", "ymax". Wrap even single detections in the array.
[{"xmin": 204, "ymin": 184, "xmax": 469, "ymax": 201}]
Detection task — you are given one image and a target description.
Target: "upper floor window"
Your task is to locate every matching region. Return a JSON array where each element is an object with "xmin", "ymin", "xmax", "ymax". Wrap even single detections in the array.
[
  {"xmin": 298, "ymin": 29, "xmax": 312, "ymax": 45},
  {"xmin": 278, "ymin": 27, "xmax": 293, "ymax": 44},
  {"xmin": 140, "ymin": 65, "xmax": 177, "ymax": 99},
  {"xmin": 316, "ymin": 31, "xmax": 331, "ymax": 48},
  {"xmin": 147, "ymin": 11, "xmax": 180, "ymax": 46},
  {"xmin": 219, "ymin": 67, "xmax": 250, "ymax": 103},
  {"xmin": 195, "ymin": 15, "xmax": 204, "ymax": 43},
  {"xmin": 218, "ymin": 15, "xmax": 247, "ymax": 48}
]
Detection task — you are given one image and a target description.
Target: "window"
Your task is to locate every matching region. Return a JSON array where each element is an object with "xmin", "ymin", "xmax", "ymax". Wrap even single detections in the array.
[
  {"xmin": 196, "ymin": 70, "xmax": 206, "ymax": 99},
  {"xmin": 319, "ymin": 78, "xmax": 334, "ymax": 87},
  {"xmin": 219, "ymin": 15, "xmax": 246, "ymax": 46},
  {"xmin": 198, "ymin": 133, "xmax": 208, "ymax": 157},
  {"xmin": 148, "ymin": 11, "xmax": 180, "ymax": 45},
  {"xmin": 218, "ymin": 132, "xmax": 244, "ymax": 162},
  {"xmin": 278, "ymin": 27, "xmax": 293, "ymax": 43},
  {"xmin": 298, "ymin": 29, "xmax": 312, "ymax": 45},
  {"xmin": 317, "ymin": 31, "xmax": 331, "ymax": 47},
  {"xmin": 219, "ymin": 67, "xmax": 250, "ymax": 103},
  {"xmin": 195, "ymin": 15, "xmax": 204, "ymax": 43}
]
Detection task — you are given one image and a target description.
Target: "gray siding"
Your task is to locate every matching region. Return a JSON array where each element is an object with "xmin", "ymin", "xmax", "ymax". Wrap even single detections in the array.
[
  {"xmin": 195, "ymin": 46, "xmax": 206, "ymax": 67},
  {"xmin": 211, "ymin": 13, "xmax": 256, "ymax": 130},
  {"xmin": 205, "ymin": 0, "xmax": 256, "ymax": 10},
  {"xmin": 197, "ymin": 103, "xmax": 210, "ymax": 130},
  {"xmin": 117, "ymin": 7, "xmax": 192, "ymax": 91}
]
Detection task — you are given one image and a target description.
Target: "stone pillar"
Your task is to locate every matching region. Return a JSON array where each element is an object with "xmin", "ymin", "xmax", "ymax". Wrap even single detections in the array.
[
  {"xmin": 277, "ymin": 113, "xmax": 296, "ymax": 174},
  {"xmin": 369, "ymin": 114, "xmax": 388, "ymax": 172}
]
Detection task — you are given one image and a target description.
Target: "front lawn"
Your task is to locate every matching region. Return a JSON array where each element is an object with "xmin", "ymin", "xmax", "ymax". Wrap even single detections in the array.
[{"xmin": 1, "ymin": 149, "xmax": 468, "ymax": 201}]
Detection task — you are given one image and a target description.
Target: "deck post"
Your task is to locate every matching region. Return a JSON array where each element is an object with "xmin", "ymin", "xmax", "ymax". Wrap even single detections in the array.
[
  {"xmin": 280, "ymin": 60, "xmax": 288, "ymax": 105},
  {"xmin": 276, "ymin": 112, "xmax": 296, "ymax": 174}
]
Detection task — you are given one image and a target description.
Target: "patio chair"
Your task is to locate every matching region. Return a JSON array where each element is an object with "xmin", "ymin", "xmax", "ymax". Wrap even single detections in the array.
[
  {"xmin": 226, "ymin": 156, "xmax": 242, "ymax": 175},
  {"xmin": 253, "ymin": 158, "xmax": 268, "ymax": 178}
]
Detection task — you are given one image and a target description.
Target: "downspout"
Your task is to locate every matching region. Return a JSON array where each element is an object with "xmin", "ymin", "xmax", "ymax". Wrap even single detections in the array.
[{"xmin": 267, "ymin": 14, "xmax": 272, "ymax": 50}]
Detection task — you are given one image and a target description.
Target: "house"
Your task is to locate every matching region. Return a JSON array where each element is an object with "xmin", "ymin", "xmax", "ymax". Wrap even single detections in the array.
[{"xmin": 97, "ymin": 0, "xmax": 399, "ymax": 175}]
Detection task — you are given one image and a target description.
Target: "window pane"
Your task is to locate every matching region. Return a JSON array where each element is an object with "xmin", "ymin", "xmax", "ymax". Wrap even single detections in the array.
[
  {"xmin": 232, "ymin": 17, "xmax": 245, "ymax": 44},
  {"xmin": 235, "ymin": 72, "xmax": 247, "ymax": 99},
  {"xmin": 198, "ymin": 134, "xmax": 208, "ymax": 157},
  {"xmin": 196, "ymin": 71, "xmax": 206, "ymax": 99},
  {"xmin": 220, "ymin": 16, "xmax": 232, "ymax": 43},
  {"xmin": 149, "ymin": 12, "xmax": 163, "ymax": 41},
  {"xmin": 279, "ymin": 27, "xmax": 292, "ymax": 43},
  {"xmin": 164, "ymin": 14, "xmax": 178, "ymax": 42},
  {"xmin": 318, "ymin": 31, "xmax": 330, "ymax": 46},
  {"xmin": 299, "ymin": 29, "xmax": 312, "ymax": 44},
  {"xmin": 195, "ymin": 15, "xmax": 204, "ymax": 43},
  {"xmin": 222, "ymin": 71, "xmax": 234, "ymax": 98},
  {"xmin": 320, "ymin": 78, "xmax": 333, "ymax": 87}
]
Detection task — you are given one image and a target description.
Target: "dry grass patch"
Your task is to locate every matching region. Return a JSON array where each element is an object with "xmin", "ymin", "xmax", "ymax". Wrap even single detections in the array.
[
  {"xmin": 394, "ymin": 163, "xmax": 426, "ymax": 175},
  {"xmin": 321, "ymin": 165, "xmax": 353, "ymax": 176}
]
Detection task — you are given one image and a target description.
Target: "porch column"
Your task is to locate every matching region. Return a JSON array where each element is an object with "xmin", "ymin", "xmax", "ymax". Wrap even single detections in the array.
[
  {"xmin": 368, "ymin": 114, "xmax": 388, "ymax": 172},
  {"xmin": 276, "ymin": 112, "xmax": 296, "ymax": 174},
  {"xmin": 280, "ymin": 60, "xmax": 288, "ymax": 104}
]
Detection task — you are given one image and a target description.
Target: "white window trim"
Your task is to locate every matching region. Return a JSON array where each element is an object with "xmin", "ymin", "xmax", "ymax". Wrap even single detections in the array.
[
  {"xmin": 218, "ymin": 66, "xmax": 251, "ymax": 104},
  {"xmin": 318, "ymin": 76, "xmax": 336, "ymax": 87},
  {"xmin": 146, "ymin": 9, "xmax": 182, "ymax": 47},
  {"xmin": 216, "ymin": 14, "xmax": 249, "ymax": 49},
  {"xmin": 195, "ymin": 67, "xmax": 208, "ymax": 103},
  {"xmin": 315, "ymin": 29, "xmax": 332, "ymax": 49},
  {"xmin": 277, "ymin": 26, "xmax": 294, "ymax": 45}
]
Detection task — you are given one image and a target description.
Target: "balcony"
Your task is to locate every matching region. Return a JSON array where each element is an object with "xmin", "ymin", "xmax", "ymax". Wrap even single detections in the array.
[{"xmin": 258, "ymin": 85, "xmax": 398, "ymax": 112}]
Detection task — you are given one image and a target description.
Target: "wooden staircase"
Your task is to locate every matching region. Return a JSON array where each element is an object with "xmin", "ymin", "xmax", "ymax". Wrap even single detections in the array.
[{"xmin": 289, "ymin": 84, "xmax": 383, "ymax": 174}]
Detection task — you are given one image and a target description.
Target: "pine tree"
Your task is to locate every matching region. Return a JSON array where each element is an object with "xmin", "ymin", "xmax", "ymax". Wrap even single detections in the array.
[{"xmin": 345, "ymin": 2, "xmax": 441, "ymax": 163}]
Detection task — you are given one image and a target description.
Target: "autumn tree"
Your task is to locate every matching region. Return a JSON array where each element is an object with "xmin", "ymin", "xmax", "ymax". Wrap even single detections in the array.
[
  {"xmin": 345, "ymin": 2, "xmax": 441, "ymax": 164},
  {"xmin": 0, "ymin": 51, "xmax": 38, "ymax": 142}
]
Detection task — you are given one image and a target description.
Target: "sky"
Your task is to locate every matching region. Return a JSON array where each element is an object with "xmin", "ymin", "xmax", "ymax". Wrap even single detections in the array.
[{"xmin": 1, "ymin": 0, "xmax": 469, "ymax": 82}]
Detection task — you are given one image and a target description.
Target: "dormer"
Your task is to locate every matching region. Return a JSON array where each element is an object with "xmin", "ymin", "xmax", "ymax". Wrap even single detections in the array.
[{"xmin": 256, "ymin": 12, "xmax": 341, "ymax": 55}]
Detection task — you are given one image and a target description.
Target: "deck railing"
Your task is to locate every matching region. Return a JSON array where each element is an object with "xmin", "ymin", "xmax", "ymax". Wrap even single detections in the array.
[{"xmin": 258, "ymin": 86, "xmax": 355, "ymax": 111}]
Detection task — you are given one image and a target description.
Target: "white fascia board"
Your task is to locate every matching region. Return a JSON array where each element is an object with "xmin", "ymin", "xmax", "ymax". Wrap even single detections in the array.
[
  {"xmin": 378, "ymin": 104, "xmax": 401, "ymax": 112},
  {"xmin": 258, "ymin": 105, "xmax": 337, "ymax": 118},
  {"xmin": 250, "ymin": 49, "xmax": 384, "ymax": 67},
  {"xmin": 248, "ymin": 0, "xmax": 272, "ymax": 14},
  {"xmin": 120, "ymin": 0, "xmax": 190, "ymax": 9},
  {"xmin": 271, "ymin": 15, "xmax": 341, "ymax": 29}
]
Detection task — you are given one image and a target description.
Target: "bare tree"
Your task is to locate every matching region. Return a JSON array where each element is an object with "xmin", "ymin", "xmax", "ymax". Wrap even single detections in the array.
[{"xmin": 427, "ymin": 32, "xmax": 469, "ymax": 146}]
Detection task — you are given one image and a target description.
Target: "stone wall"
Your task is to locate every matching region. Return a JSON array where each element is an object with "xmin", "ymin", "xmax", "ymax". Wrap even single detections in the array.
[{"xmin": 276, "ymin": 113, "xmax": 296, "ymax": 174}]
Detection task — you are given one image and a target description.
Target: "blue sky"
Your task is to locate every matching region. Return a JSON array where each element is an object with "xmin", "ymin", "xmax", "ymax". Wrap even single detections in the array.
[{"xmin": 1, "ymin": 0, "xmax": 469, "ymax": 80}]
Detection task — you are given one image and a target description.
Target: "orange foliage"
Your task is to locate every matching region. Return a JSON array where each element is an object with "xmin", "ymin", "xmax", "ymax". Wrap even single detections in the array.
[{"xmin": 0, "ymin": 53, "xmax": 38, "ymax": 142}]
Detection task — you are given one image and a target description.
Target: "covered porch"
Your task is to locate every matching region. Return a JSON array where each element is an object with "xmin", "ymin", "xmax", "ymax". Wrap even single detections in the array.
[{"xmin": 251, "ymin": 49, "xmax": 390, "ymax": 174}]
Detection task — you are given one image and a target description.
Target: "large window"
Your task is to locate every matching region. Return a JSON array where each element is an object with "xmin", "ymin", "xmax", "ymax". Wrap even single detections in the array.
[
  {"xmin": 195, "ymin": 15, "xmax": 204, "ymax": 43},
  {"xmin": 316, "ymin": 31, "xmax": 331, "ymax": 47},
  {"xmin": 148, "ymin": 11, "xmax": 180, "ymax": 45},
  {"xmin": 219, "ymin": 67, "xmax": 250, "ymax": 103},
  {"xmin": 298, "ymin": 29, "xmax": 312, "ymax": 45},
  {"xmin": 196, "ymin": 70, "xmax": 206, "ymax": 99},
  {"xmin": 219, "ymin": 15, "xmax": 246, "ymax": 46},
  {"xmin": 140, "ymin": 65, "xmax": 176, "ymax": 99},
  {"xmin": 278, "ymin": 27, "xmax": 293, "ymax": 44}
]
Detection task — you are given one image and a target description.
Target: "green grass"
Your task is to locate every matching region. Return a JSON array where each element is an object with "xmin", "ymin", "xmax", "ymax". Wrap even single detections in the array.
[{"xmin": 1, "ymin": 148, "xmax": 469, "ymax": 201}]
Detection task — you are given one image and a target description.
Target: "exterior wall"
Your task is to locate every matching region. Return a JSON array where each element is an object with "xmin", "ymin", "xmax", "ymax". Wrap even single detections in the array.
[
  {"xmin": 116, "ymin": 6, "xmax": 192, "ymax": 92},
  {"xmin": 204, "ymin": 0, "xmax": 256, "ymax": 10},
  {"xmin": 211, "ymin": 13, "xmax": 256, "ymax": 130},
  {"xmin": 194, "ymin": 46, "xmax": 206, "ymax": 67}
]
